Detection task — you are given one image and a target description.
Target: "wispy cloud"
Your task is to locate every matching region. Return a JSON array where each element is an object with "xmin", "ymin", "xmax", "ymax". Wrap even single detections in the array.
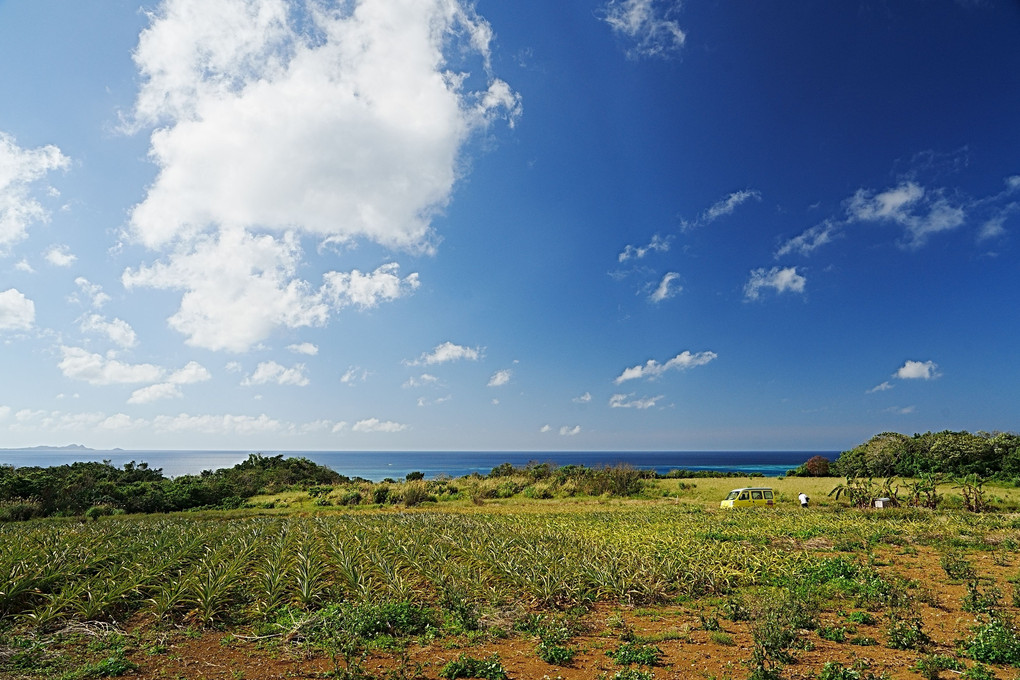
[
  {"xmin": 681, "ymin": 190, "xmax": 761, "ymax": 231},
  {"xmin": 572, "ymin": 392, "xmax": 592, "ymax": 404},
  {"xmin": 601, "ymin": 0, "xmax": 685, "ymax": 59},
  {"xmin": 614, "ymin": 350, "xmax": 717, "ymax": 384},
  {"xmin": 775, "ymin": 219, "xmax": 841, "ymax": 258},
  {"xmin": 846, "ymin": 182, "xmax": 965, "ymax": 249},
  {"xmin": 559, "ymin": 425, "xmax": 581, "ymax": 436},
  {"xmin": 618, "ymin": 234, "xmax": 671, "ymax": 262},
  {"xmin": 649, "ymin": 272, "xmax": 681, "ymax": 302},
  {"xmin": 744, "ymin": 266, "xmax": 806, "ymax": 301},
  {"xmin": 609, "ymin": 393, "xmax": 663, "ymax": 409},
  {"xmin": 867, "ymin": 381, "xmax": 894, "ymax": 394},
  {"xmin": 487, "ymin": 369, "xmax": 512, "ymax": 387}
]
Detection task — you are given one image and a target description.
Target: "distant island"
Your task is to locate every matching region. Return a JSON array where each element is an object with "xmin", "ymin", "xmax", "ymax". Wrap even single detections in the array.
[{"xmin": 0, "ymin": 444, "xmax": 95, "ymax": 451}]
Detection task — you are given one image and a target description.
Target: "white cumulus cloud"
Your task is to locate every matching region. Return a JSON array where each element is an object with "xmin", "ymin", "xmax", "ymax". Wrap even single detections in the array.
[
  {"xmin": 0, "ymin": 131, "xmax": 70, "ymax": 251},
  {"xmin": 846, "ymin": 182, "xmax": 966, "ymax": 248},
  {"xmin": 288, "ymin": 342, "xmax": 318, "ymax": 355},
  {"xmin": 559, "ymin": 425, "xmax": 581, "ymax": 436},
  {"xmin": 744, "ymin": 266, "xmax": 806, "ymax": 300},
  {"xmin": 120, "ymin": 0, "xmax": 519, "ymax": 353},
  {"xmin": 487, "ymin": 369, "xmax": 512, "ymax": 387},
  {"xmin": 895, "ymin": 360, "xmax": 940, "ymax": 380},
  {"xmin": 242, "ymin": 360, "xmax": 309, "ymax": 387},
  {"xmin": 44, "ymin": 244, "xmax": 76, "ymax": 267},
  {"xmin": 80, "ymin": 314, "xmax": 138, "ymax": 349},
  {"xmin": 0, "ymin": 288, "xmax": 35, "ymax": 331},
  {"xmin": 58, "ymin": 346, "xmax": 165, "ymax": 385},
  {"xmin": 353, "ymin": 417, "xmax": 408, "ymax": 433},
  {"xmin": 410, "ymin": 341, "xmax": 482, "ymax": 366},
  {"xmin": 614, "ymin": 350, "xmax": 717, "ymax": 384}
]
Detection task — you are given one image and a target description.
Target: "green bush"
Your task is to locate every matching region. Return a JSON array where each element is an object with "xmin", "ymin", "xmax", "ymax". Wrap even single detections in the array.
[
  {"xmin": 965, "ymin": 618, "xmax": 1020, "ymax": 666},
  {"xmin": 912, "ymin": 655, "xmax": 963, "ymax": 680},
  {"xmin": 886, "ymin": 612, "xmax": 930, "ymax": 650},
  {"xmin": 536, "ymin": 641, "xmax": 576, "ymax": 665}
]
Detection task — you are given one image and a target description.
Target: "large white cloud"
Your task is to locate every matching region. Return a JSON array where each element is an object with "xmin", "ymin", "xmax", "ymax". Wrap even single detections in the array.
[
  {"xmin": 122, "ymin": 0, "xmax": 518, "ymax": 353},
  {"xmin": 0, "ymin": 132, "xmax": 69, "ymax": 251},
  {"xmin": 614, "ymin": 350, "xmax": 717, "ymax": 384},
  {"xmin": 0, "ymin": 289, "xmax": 35, "ymax": 331}
]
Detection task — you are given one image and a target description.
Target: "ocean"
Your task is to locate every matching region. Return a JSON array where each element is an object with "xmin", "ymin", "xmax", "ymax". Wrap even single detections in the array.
[{"xmin": 0, "ymin": 449, "xmax": 835, "ymax": 481}]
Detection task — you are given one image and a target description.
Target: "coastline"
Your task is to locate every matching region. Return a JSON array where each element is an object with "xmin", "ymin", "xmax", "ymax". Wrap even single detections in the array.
[{"xmin": 0, "ymin": 448, "xmax": 832, "ymax": 481}]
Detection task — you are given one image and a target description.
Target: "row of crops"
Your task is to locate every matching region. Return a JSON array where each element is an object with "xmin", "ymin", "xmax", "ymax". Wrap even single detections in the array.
[{"xmin": 2, "ymin": 506, "xmax": 1016, "ymax": 632}]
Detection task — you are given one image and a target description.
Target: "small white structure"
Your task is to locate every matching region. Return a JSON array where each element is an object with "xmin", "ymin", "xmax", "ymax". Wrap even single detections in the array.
[{"xmin": 874, "ymin": 497, "xmax": 892, "ymax": 508}]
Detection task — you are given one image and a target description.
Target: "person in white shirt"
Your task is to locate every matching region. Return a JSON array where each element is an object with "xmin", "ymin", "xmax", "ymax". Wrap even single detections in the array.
[{"xmin": 798, "ymin": 492, "xmax": 809, "ymax": 508}]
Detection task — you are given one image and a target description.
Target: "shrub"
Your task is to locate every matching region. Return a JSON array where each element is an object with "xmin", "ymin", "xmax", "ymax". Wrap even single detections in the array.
[
  {"xmin": 940, "ymin": 552, "xmax": 978, "ymax": 581},
  {"xmin": 84, "ymin": 504, "xmax": 120, "ymax": 520},
  {"xmin": 965, "ymin": 617, "xmax": 1020, "ymax": 665},
  {"xmin": 912, "ymin": 655, "xmax": 963, "ymax": 680},
  {"xmin": 886, "ymin": 612, "xmax": 930, "ymax": 650},
  {"xmin": 338, "ymin": 490, "xmax": 362, "ymax": 506},
  {"xmin": 962, "ymin": 580, "xmax": 1004, "ymax": 615},
  {"xmin": 961, "ymin": 663, "xmax": 997, "ymax": 680},
  {"xmin": 401, "ymin": 482, "xmax": 435, "ymax": 507},
  {"xmin": 0, "ymin": 499, "xmax": 44, "ymax": 522}
]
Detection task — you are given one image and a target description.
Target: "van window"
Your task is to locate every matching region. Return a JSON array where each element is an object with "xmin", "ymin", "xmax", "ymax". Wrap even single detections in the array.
[
  {"xmin": 764, "ymin": 490, "xmax": 774, "ymax": 499},
  {"xmin": 725, "ymin": 491, "xmax": 740, "ymax": 500},
  {"xmin": 739, "ymin": 492, "xmax": 749, "ymax": 500},
  {"xmin": 751, "ymin": 490, "xmax": 763, "ymax": 500}
]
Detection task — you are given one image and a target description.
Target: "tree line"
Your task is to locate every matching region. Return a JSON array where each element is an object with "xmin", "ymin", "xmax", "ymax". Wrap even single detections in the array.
[
  {"xmin": 831, "ymin": 430, "xmax": 1020, "ymax": 480},
  {"xmin": 0, "ymin": 454, "xmax": 344, "ymax": 521}
]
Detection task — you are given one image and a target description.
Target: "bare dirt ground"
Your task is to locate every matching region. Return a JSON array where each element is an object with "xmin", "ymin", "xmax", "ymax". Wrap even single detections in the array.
[{"xmin": 109, "ymin": 546, "xmax": 1020, "ymax": 680}]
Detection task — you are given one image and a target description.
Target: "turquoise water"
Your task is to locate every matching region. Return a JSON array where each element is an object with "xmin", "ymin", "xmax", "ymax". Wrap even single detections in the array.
[{"xmin": 0, "ymin": 449, "xmax": 834, "ymax": 481}]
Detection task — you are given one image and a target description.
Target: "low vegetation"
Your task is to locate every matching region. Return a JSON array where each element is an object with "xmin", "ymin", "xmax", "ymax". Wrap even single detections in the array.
[{"xmin": 3, "ymin": 430, "xmax": 1020, "ymax": 678}]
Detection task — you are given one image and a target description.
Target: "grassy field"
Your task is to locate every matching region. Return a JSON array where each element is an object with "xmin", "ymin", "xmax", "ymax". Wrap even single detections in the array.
[{"xmin": 3, "ymin": 478, "xmax": 1020, "ymax": 679}]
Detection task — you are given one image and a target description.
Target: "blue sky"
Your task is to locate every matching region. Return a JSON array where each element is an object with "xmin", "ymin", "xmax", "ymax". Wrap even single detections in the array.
[{"xmin": 0, "ymin": 0, "xmax": 1018, "ymax": 452}]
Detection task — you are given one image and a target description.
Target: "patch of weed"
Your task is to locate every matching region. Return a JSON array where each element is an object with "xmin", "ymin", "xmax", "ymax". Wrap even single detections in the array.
[
  {"xmin": 609, "ymin": 641, "xmax": 663, "ymax": 667},
  {"xmin": 438, "ymin": 653, "xmax": 508, "ymax": 680}
]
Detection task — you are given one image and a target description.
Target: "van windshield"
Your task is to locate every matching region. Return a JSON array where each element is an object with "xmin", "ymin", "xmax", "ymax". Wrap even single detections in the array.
[{"xmin": 725, "ymin": 491, "xmax": 740, "ymax": 500}]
